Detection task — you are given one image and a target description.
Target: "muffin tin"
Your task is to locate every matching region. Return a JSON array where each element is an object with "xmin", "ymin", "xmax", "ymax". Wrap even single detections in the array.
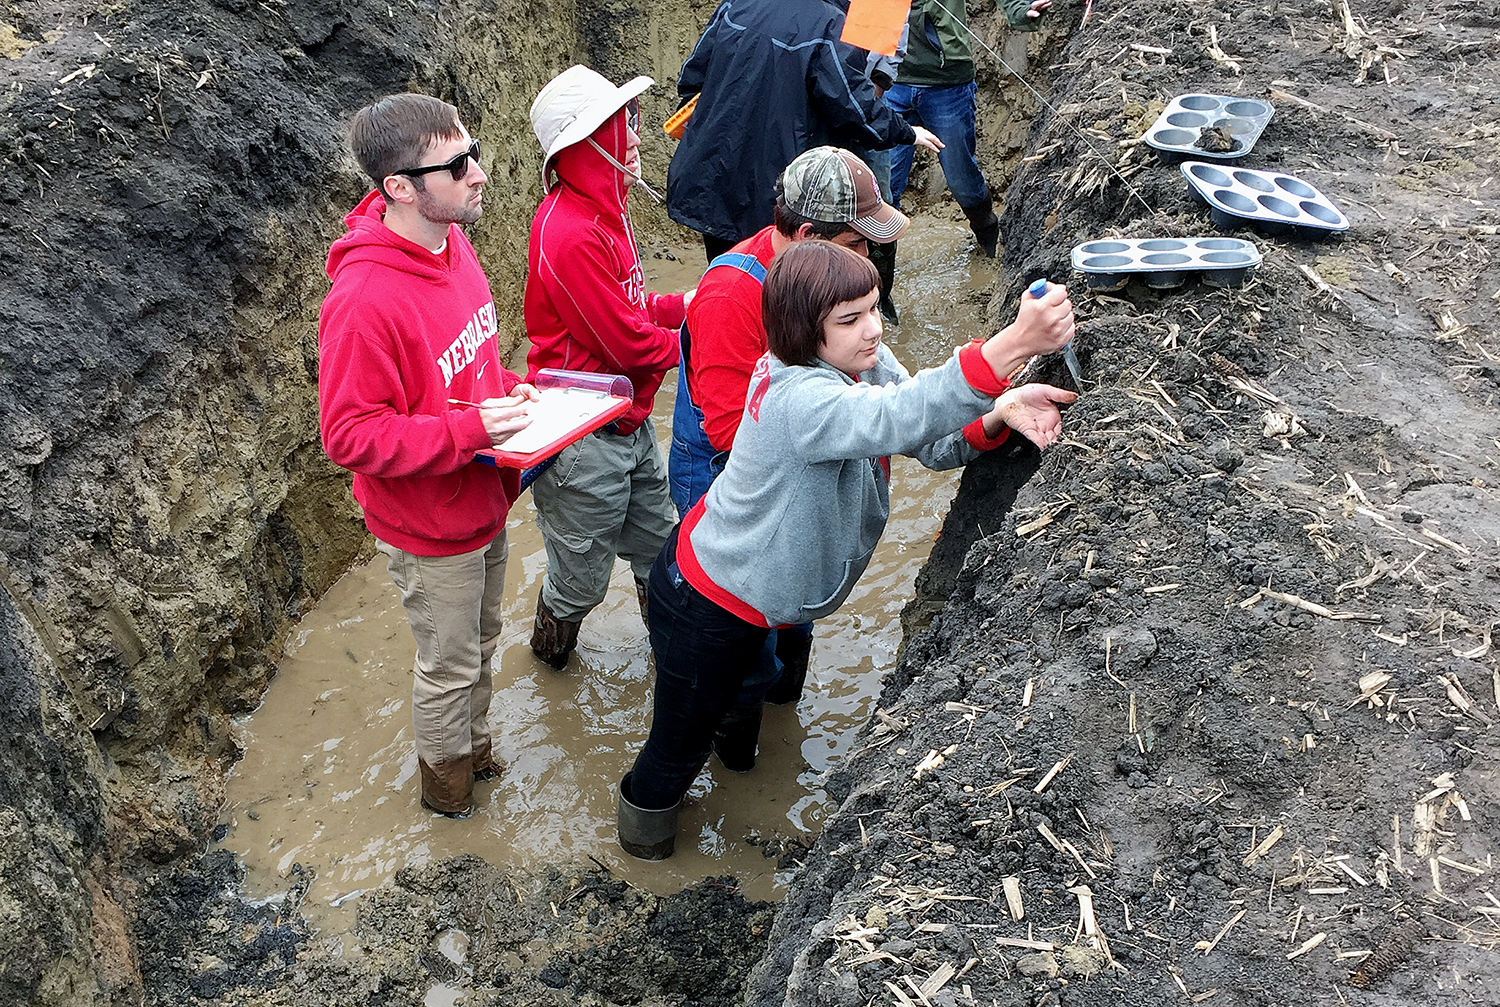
[
  {"xmin": 1181, "ymin": 161, "xmax": 1349, "ymax": 238},
  {"xmin": 1071, "ymin": 237, "xmax": 1263, "ymax": 290},
  {"xmin": 1143, "ymin": 94, "xmax": 1275, "ymax": 161}
]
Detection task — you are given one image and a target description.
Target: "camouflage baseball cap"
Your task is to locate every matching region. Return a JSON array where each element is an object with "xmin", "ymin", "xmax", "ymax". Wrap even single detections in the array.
[{"xmin": 779, "ymin": 146, "xmax": 909, "ymax": 243}]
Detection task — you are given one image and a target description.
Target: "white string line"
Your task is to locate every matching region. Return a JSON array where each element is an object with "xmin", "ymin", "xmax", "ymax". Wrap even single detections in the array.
[{"xmin": 926, "ymin": 0, "xmax": 1155, "ymax": 213}]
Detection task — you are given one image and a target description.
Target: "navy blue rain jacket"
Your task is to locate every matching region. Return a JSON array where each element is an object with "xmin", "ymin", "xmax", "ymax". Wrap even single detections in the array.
[{"xmin": 666, "ymin": 0, "xmax": 917, "ymax": 244}]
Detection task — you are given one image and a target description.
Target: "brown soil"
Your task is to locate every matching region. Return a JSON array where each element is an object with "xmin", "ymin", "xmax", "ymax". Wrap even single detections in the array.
[{"xmin": 1, "ymin": 0, "xmax": 1497, "ymax": 1004}]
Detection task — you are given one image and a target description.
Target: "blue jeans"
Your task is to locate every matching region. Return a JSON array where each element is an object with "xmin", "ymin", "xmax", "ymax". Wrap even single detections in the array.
[
  {"xmin": 629, "ymin": 528, "xmax": 771, "ymax": 810},
  {"xmin": 887, "ymin": 80, "xmax": 989, "ymax": 210}
]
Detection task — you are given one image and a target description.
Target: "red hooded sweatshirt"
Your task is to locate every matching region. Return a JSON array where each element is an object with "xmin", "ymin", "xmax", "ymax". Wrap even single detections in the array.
[
  {"xmin": 524, "ymin": 107, "xmax": 686, "ymax": 434},
  {"xmin": 319, "ymin": 191, "xmax": 522, "ymax": 556}
]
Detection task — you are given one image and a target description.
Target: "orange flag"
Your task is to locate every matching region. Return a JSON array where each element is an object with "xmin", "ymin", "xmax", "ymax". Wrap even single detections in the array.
[{"xmin": 840, "ymin": 0, "xmax": 908, "ymax": 57}]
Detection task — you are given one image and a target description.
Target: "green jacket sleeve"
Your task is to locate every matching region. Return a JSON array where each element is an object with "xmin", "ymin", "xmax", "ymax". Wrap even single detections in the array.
[{"xmin": 1001, "ymin": 0, "xmax": 1047, "ymax": 31}]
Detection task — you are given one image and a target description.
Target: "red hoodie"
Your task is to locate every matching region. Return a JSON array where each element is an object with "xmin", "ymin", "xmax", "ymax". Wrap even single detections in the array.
[
  {"xmin": 319, "ymin": 191, "xmax": 522, "ymax": 556},
  {"xmin": 524, "ymin": 107, "xmax": 686, "ymax": 434}
]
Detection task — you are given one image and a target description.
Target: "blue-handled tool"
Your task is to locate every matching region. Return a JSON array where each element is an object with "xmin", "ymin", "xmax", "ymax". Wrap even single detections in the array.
[{"xmin": 1027, "ymin": 278, "xmax": 1082, "ymax": 387}]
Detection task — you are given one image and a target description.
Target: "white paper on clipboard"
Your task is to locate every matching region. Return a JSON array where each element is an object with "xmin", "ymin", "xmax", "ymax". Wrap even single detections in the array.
[
  {"xmin": 473, "ymin": 369, "xmax": 635, "ymax": 467},
  {"xmin": 493, "ymin": 385, "xmax": 620, "ymax": 455}
]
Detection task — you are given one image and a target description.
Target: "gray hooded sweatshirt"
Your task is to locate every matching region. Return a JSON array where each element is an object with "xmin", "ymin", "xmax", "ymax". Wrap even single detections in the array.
[{"xmin": 681, "ymin": 343, "xmax": 1004, "ymax": 627}]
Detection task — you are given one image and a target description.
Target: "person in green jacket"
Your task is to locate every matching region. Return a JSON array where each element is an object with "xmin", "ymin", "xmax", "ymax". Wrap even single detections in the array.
[{"xmin": 887, "ymin": 0, "xmax": 1051, "ymax": 261}]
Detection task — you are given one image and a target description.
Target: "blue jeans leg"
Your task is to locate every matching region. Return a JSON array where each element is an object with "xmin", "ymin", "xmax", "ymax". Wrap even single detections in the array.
[
  {"xmin": 886, "ymin": 83, "xmax": 919, "ymax": 205},
  {"xmin": 738, "ymin": 631, "xmax": 782, "ymax": 704},
  {"xmin": 890, "ymin": 81, "xmax": 989, "ymax": 210},
  {"xmin": 925, "ymin": 81, "xmax": 989, "ymax": 209},
  {"xmin": 629, "ymin": 530, "xmax": 770, "ymax": 810}
]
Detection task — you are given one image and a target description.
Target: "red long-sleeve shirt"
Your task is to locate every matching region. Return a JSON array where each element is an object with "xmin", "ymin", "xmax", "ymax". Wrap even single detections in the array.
[
  {"xmin": 319, "ymin": 191, "xmax": 522, "ymax": 556},
  {"xmin": 684, "ymin": 227, "xmax": 778, "ymax": 452}
]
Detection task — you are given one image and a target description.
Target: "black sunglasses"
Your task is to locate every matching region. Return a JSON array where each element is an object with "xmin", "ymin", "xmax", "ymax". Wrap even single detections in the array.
[
  {"xmin": 395, "ymin": 139, "xmax": 481, "ymax": 181},
  {"xmin": 625, "ymin": 98, "xmax": 640, "ymax": 135}
]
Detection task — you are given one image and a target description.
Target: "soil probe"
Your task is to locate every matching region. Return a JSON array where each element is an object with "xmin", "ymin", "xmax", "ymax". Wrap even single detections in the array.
[
  {"xmin": 928, "ymin": 0, "xmax": 1155, "ymax": 214},
  {"xmin": 1027, "ymin": 278, "xmax": 1083, "ymax": 385}
]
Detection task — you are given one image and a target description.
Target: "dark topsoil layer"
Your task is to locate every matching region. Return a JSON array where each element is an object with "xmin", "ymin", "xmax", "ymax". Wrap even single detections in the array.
[
  {"xmin": 6, "ymin": 0, "xmax": 1500, "ymax": 1004},
  {"xmin": 752, "ymin": 0, "xmax": 1500, "ymax": 1003}
]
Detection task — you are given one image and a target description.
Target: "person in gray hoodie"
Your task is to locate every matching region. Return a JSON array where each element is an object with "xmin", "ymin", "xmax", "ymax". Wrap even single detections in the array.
[{"xmin": 617, "ymin": 240, "xmax": 1077, "ymax": 859}]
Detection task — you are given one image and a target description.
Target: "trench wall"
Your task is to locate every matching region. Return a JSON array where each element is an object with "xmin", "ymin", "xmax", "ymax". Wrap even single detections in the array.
[{"xmin": 0, "ymin": 1, "xmax": 708, "ymax": 1002}]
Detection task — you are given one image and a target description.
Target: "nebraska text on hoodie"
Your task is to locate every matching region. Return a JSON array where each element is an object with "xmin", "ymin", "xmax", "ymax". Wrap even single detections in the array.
[{"xmin": 319, "ymin": 191, "xmax": 523, "ymax": 556}]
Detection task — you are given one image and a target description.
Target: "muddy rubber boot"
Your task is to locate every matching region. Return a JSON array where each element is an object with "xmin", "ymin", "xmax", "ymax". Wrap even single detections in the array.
[
  {"xmin": 617, "ymin": 773, "xmax": 680, "ymax": 861},
  {"xmin": 634, "ymin": 576, "xmax": 650, "ymax": 629},
  {"xmin": 960, "ymin": 195, "xmax": 1000, "ymax": 258},
  {"xmin": 869, "ymin": 240, "xmax": 899, "ymax": 324},
  {"xmin": 711, "ymin": 701, "xmax": 764, "ymax": 773},
  {"xmin": 529, "ymin": 593, "xmax": 581, "ymax": 670},
  {"xmin": 419, "ymin": 756, "xmax": 475, "ymax": 819},
  {"xmin": 763, "ymin": 632, "xmax": 813, "ymax": 706}
]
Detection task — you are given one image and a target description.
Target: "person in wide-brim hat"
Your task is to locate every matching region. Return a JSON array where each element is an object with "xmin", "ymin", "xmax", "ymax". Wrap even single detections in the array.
[
  {"xmin": 520, "ymin": 65, "xmax": 695, "ymax": 674},
  {"xmin": 530, "ymin": 63, "xmax": 654, "ymax": 194}
]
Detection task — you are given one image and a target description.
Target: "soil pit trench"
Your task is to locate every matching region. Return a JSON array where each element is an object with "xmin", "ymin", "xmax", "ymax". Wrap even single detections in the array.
[
  {"xmin": 17, "ymin": 0, "xmax": 1495, "ymax": 1000},
  {"xmin": 222, "ymin": 216, "xmax": 1015, "ymax": 927}
]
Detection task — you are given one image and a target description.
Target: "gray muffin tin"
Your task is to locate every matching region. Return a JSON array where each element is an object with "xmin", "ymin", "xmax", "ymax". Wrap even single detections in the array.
[
  {"xmin": 1181, "ymin": 161, "xmax": 1349, "ymax": 238},
  {"xmin": 1144, "ymin": 94, "xmax": 1275, "ymax": 161},
  {"xmin": 1071, "ymin": 237, "xmax": 1262, "ymax": 290}
]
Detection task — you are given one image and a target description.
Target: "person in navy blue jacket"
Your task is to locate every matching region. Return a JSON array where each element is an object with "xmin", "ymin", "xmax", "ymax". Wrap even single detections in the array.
[{"xmin": 666, "ymin": 0, "xmax": 941, "ymax": 260}]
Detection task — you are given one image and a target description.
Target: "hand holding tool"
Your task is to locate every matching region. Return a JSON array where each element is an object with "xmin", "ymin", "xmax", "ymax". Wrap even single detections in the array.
[{"xmin": 1027, "ymin": 278, "xmax": 1082, "ymax": 387}]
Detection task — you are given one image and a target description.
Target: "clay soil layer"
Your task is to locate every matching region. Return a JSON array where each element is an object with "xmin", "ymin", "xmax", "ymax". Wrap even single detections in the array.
[{"xmin": 2, "ymin": 0, "xmax": 1498, "ymax": 1004}]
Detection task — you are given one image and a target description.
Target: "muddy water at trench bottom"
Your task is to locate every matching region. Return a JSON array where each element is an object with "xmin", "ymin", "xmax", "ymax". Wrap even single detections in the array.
[{"xmin": 224, "ymin": 216, "xmax": 1000, "ymax": 928}]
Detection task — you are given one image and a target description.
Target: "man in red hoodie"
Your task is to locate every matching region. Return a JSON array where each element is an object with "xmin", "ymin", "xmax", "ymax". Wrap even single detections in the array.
[
  {"xmin": 319, "ymin": 93, "xmax": 538, "ymax": 819},
  {"xmin": 523, "ymin": 66, "xmax": 694, "ymax": 670}
]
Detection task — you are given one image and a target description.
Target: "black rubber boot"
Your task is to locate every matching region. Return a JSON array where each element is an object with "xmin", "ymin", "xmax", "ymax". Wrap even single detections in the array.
[
  {"xmin": 763, "ymin": 632, "xmax": 813, "ymax": 706},
  {"xmin": 529, "ymin": 593, "xmax": 581, "ymax": 670},
  {"xmin": 869, "ymin": 239, "xmax": 899, "ymax": 324},
  {"xmin": 617, "ymin": 773, "xmax": 680, "ymax": 861},
  {"xmin": 712, "ymin": 701, "xmax": 764, "ymax": 773},
  {"xmin": 960, "ymin": 195, "xmax": 1000, "ymax": 258}
]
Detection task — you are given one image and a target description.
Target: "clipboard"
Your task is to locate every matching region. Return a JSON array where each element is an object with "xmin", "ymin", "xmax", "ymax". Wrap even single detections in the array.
[
  {"xmin": 663, "ymin": 95, "xmax": 698, "ymax": 140},
  {"xmin": 473, "ymin": 369, "xmax": 634, "ymax": 468}
]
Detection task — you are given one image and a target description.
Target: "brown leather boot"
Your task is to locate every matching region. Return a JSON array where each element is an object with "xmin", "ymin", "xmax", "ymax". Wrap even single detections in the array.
[
  {"xmin": 471, "ymin": 738, "xmax": 503, "ymax": 782},
  {"xmin": 530, "ymin": 593, "xmax": 581, "ymax": 670},
  {"xmin": 419, "ymin": 756, "xmax": 475, "ymax": 819}
]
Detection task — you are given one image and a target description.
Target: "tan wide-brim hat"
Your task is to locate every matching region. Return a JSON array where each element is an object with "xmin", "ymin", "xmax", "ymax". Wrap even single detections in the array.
[{"xmin": 530, "ymin": 64, "xmax": 653, "ymax": 192}]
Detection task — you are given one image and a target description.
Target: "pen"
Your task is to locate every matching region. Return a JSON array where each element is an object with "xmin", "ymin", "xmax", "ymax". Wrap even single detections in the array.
[{"xmin": 448, "ymin": 396, "xmax": 525, "ymax": 409}]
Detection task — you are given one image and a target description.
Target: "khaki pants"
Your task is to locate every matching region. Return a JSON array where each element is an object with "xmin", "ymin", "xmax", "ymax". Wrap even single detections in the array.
[
  {"xmin": 531, "ymin": 422, "xmax": 677, "ymax": 621},
  {"xmin": 376, "ymin": 529, "xmax": 508, "ymax": 813}
]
